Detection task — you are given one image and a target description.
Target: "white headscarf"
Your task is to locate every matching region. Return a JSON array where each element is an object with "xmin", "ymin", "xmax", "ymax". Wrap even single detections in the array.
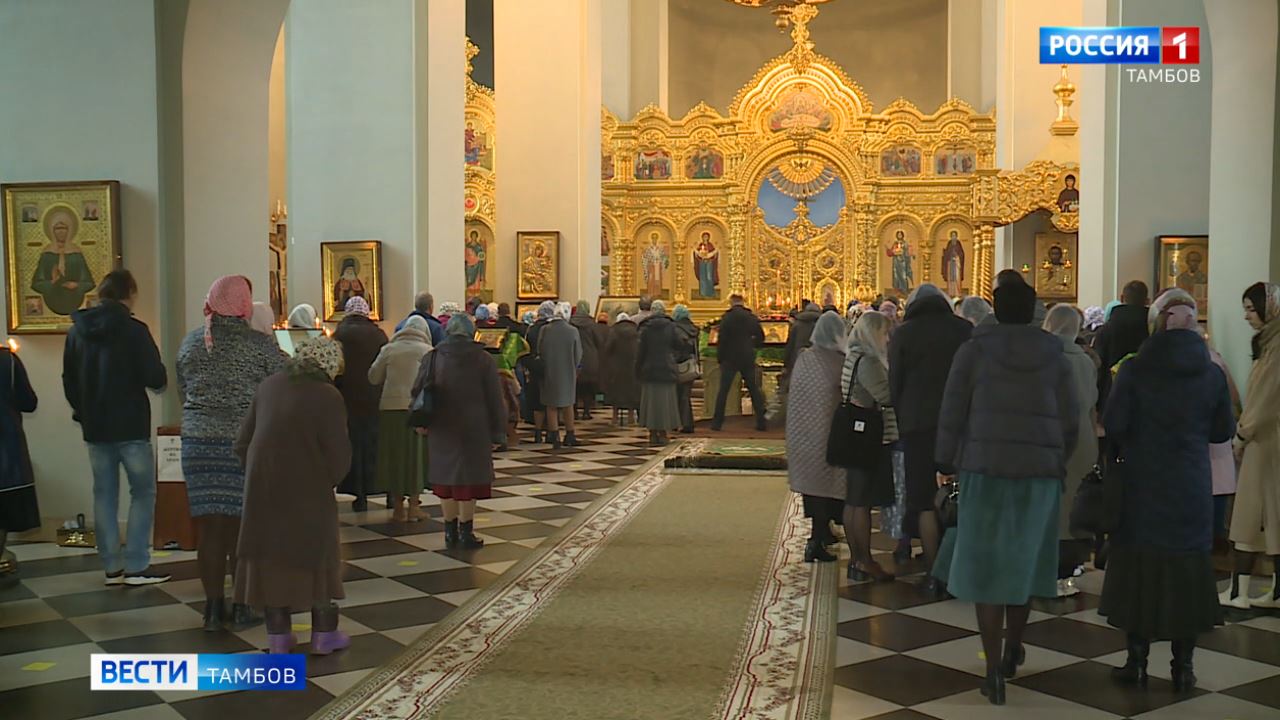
[
  {"xmin": 554, "ymin": 301, "xmax": 573, "ymax": 321},
  {"xmin": 847, "ymin": 310, "xmax": 891, "ymax": 368},
  {"xmin": 250, "ymin": 302, "xmax": 276, "ymax": 336},
  {"xmin": 288, "ymin": 303, "xmax": 318, "ymax": 329},
  {"xmin": 810, "ymin": 311, "xmax": 847, "ymax": 352},
  {"xmin": 1043, "ymin": 303, "xmax": 1082, "ymax": 341}
]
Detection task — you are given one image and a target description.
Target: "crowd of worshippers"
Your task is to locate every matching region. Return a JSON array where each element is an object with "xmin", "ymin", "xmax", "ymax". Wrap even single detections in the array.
[{"xmin": 782, "ymin": 272, "xmax": 1279, "ymax": 707}]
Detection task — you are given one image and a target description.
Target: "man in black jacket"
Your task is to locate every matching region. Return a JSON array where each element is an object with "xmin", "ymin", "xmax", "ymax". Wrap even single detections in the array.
[
  {"xmin": 711, "ymin": 294, "xmax": 767, "ymax": 431},
  {"xmin": 63, "ymin": 270, "xmax": 170, "ymax": 586},
  {"xmin": 1095, "ymin": 280, "xmax": 1150, "ymax": 373},
  {"xmin": 888, "ymin": 284, "xmax": 973, "ymax": 594}
]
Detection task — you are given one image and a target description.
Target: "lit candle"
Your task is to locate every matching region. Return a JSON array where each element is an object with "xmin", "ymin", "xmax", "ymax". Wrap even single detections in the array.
[{"xmin": 6, "ymin": 338, "xmax": 17, "ymax": 353}]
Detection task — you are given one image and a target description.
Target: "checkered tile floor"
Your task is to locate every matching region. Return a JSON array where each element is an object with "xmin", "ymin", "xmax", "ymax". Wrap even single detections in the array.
[
  {"xmin": 0, "ymin": 416, "xmax": 661, "ymax": 720},
  {"xmin": 3, "ymin": 416, "xmax": 1279, "ymax": 720}
]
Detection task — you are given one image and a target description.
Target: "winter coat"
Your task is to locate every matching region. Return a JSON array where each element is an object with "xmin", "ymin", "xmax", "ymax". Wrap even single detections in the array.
[
  {"xmin": 1232, "ymin": 316, "xmax": 1280, "ymax": 553},
  {"xmin": 235, "ymin": 367, "xmax": 350, "ymax": 584},
  {"xmin": 888, "ymin": 295, "xmax": 972, "ymax": 434},
  {"xmin": 936, "ymin": 323, "xmax": 1080, "ymax": 479},
  {"xmin": 395, "ymin": 311, "xmax": 445, "ymax": 346},
  {"xmin": 673, "ymin": 317, "xmax": 699, "ymax": 366},
  {"xmin": 1104, "ymin": 330, "xmax": 1234, "ymax": 552},
  {"xmin": 368, "ymin": 325, "xmax": 432, "ymax": 411},
  {"xmin": 1094, "ymin": 303, "xmax": 1149, "ymax": 373},
  {"xmin": 537, "ymin": 319, "xmax": 582, "ymax": 408},
  {"xmin": 333, "ymin": 315, "xmax": 389, "ymax": 419},
  {"xmin": 785, "ymin": 346, "xmax": 846, "ymax": 501},
  {"xmin": 413, "ymin": 337, "xmax": 506, "ymax": 490},
  {"xmin": 602, "ymin": 320, "xmax": 641, "ymax": 409},
  {"xmin": 716, "ymin": 305, "xmax": 764, "ymax": 370},
  {"xmin": 570, "ymin": 314, "xmax": 603, "ymax": 384},
  {"xmin": 62, "ymin": 300, "xmax": 167, "ymax": 442},
  {"xmin": 0, "ymin": 349, "xmax": 37, "ymax": 499},
  {"xmin": 1208, "ymin": 350, "xmax": 1240, "ymax": 495},
  {"xmin": 841, "ymin": 346, "xmax": 899, "ymax": 443},
  {"xmin": 176, "ymin": 317, "xmax": 286, "ymax": 439},
  {"xmin": 1058, "ymin": 336, "xmax": 1099, "ymax": 538},
  {"xmin": 782, "ymin": 308, "xmax": 821, "ymax": 377},
  {"xmin": 636, "ymin": 315, "xmax": 681, "ymax": 384}
]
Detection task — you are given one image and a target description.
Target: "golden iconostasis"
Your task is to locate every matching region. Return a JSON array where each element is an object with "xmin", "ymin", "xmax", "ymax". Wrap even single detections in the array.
[{"xmin": 601, "ymin": 4, "xmax": 1079, "ymax": 317}]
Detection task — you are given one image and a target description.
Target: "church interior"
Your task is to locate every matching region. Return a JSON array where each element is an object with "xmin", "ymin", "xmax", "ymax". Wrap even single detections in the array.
[{"xmin": 1, "ymin": 0, "xmax": 1279, "ymax": 718}]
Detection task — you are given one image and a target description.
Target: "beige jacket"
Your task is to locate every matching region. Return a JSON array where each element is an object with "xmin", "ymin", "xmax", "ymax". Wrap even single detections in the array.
[
  {"xmin": 368, "ymin": 326, "xmax": 432, "ymax": 411},
  {"xmin": 1231, "ymin": 318, "xmax": 1280, "ymax": 553}
]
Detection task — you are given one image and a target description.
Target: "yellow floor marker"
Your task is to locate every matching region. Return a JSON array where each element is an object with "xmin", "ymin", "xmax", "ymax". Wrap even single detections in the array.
[{"xmin": 22, "ymin": 662, "xmax": 56, "ymax": 671}]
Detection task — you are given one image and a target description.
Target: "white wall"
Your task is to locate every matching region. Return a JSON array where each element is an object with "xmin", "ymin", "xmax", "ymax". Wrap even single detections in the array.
[
  {"xmin": 269, "ymin": 25, "xmax": 288, "ymax": 213},
  {"xmin": 495, "ymin": 0, "xmax": 602, "ymax": 306},
  {"xmin": 602, "ymin": 0, "xmax": 633, "ymax": 117},
  {"xmin": 419, "ymin": 0, "xmax": 467, "ymax": 308},
  {"xmin": 0, "ymin": 0, "xmax": 163, "ymax": 522},
  {"xmin": 288, "ymin": 0, "xmax": 419, "ymax": 326}
]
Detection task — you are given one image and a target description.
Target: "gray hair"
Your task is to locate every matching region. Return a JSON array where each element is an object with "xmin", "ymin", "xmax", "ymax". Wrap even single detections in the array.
[
  {"xmin": 957, "ymin": 296, "xmax": 992, "ymax": 326},
  {"xmin": 650, "ymin": 299, "xmax": 667, "ymax": 316},
  {"xmin": 446, "ymin": 313, "xmax": 476, "ymax": 337},
  {"xmin": 414, "ymin": 291, "xmax": 434, "ymax": 314},
  {"xmin": 810, "ymin": 311, "xmax": 847, "ymax": 352}
]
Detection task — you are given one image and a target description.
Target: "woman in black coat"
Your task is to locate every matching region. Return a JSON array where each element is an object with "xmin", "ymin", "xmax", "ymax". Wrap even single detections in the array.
[
  {"xmin": 570, "ymin": 301, "xmax": 602, "ymax": 421},
  {"xmin": 672, "ymin": 304, "xmax": 700, "ymax": 433},
  {"xmin": 602, "ymin": 315, "xmax": 642, "ymax": 425},
  {"xmin": 0, "ymin": 346, "xmax": 38, "ymax": 572},
  {"xmin": 635, "ymin": 301, "xmax": 683, "ymax": 446},
  {"xmin": 1100, "ymin": 297, "xmax": 1234, "ymax": 693}
]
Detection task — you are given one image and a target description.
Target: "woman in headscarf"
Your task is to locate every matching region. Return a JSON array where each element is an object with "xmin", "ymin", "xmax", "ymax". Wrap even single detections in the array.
[
  {"xmin": 413, "ymin": 314, "xmax": 506, "ymax": 549},
  {"xmin": 288, "ymin": 303, "xmax": 319, "ymax": 330},
  {"xmin": 1100, "ymin": 291, "xmax": 1234, "ymax": 692},
  {"xmin": 636, "ymin": 300, "xmax": 682, "ymax": 447},
  {"xmin": 250, "ymin": 302, "xmax": 277, "ymax": 340},
  {"xmin": 1223, "ymin": 282, "xmax": 1280, "ymax": 610},
  {"xmin": 879, "ymin": 300, "xmax": 900, "ymax": 334},
  {"xmin": 368, "ymin": 315, "xmax": 433, "ymax": 522},
  {"xmin": 932, "ymin": 281, "xmax": 1079, "ymax": 706},
  {"xmin": 333, "ymin": 296, "xmax": 389, "ymax": 511},
  {"xmin": 474, "ymin": 304, "xmax": 495, "ymax": 327},
  {"xmin": 785, "ymin": 311, "xmax": 848, "ymax": 562},
  {"xmin": 177, "ymin": 275, "xmax": 285, "ymax": 632},
  {"xmin": 0, "ymin": 341, "xmax": 38, "ymax": 578},
  {"xmin": 235, "ymin": 336, "xmax": 352, "ymax": 655},
  {"xmin": 602, "ymin": 312, "xmax": 642, "ymax": 426},
  {"xmin": 522, "ymin": 303, "xmax": 554, "ymax": 442},
  {"xmin": 1043, "ymin": 304, "xmax": 1099, "ymax": 597},
  {"xmin": 957, "ymin": 296, "xmax": 993, "ymax": 327},
  {"xmin": 537, "ymin": 302, "xmax": 583, "ymax": 448},
  {"xmin": 672, "ymin": 304, "xmax": 700, "ymax": 433},
  {"xmin": 570, "ymin": 300, "xmax": 603, "ymax": 421},
  {"xmin": 840, "ymin": 311, "xmax": 898, "ymax": 580}
]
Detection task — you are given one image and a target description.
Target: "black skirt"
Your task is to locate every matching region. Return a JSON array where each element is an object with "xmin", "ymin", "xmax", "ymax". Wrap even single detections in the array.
[
  {"xmin": 1098, "ymin": 544, "xmax": 1223, "ymax": 640},
  {"xmin": 846, "ymin": 444, "xmax": 895, "ymax": 508},
  {"xmin": 0, "ymin": 484, "xmax": 40, "ymax": 533},
  {"xmin": 902, "ymin": 429, "xmax": 941, "ymax": 512}
]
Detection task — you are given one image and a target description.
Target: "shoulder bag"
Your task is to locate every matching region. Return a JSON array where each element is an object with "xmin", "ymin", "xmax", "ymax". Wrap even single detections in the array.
[
  {"xmin": 407, "ymin": 351, "xmax": 438, "ymax": 428},
  {"xmin": 934, "ymin": 480, "xmax": 960, "ymax": 528},
  {"xmin": 825, "ymin": 356, "xmax": 884, "ymax": 470},
  {"xmin": 1069, "ymin": 463, "xmax": 1109, "ymax": 537}
]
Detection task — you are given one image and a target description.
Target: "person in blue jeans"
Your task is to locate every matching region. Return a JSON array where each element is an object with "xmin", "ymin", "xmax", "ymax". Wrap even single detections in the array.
[{"xmin": 63, "ymin": 270, "xmax": 170, "ymax": 586}]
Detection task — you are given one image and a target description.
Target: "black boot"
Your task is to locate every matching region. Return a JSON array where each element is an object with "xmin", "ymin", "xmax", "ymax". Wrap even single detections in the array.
[
  {"xmin": 203, "ymin": 597, "xmax": 225, "ymax": 632},
  {"xmin": 459, "ymin": 521, "xmax": 485, "ymax": 549},
  {"xmin": 444, "ymin": 519, "xmax": 460, "ymax": 549},
  {"xmin": 999, "ymin": 643, "xmax": 1026, "ymax": 679},
  {"xmin": 981, "ymin": 669, "xmax": 1006, "ymax": 706},
  {"xmin": 803, "ymin": 538, "xmax": 836, "ymax": 563},
  {"xmin": 229, "ymin": 602, "xmax": 262, "ymax": 630},
  {"xmin": 1110, "ymin": 634, "xmax": 1149, "ymax": 686},
  {"xmin": 532, "ymin": 429, "xmax": 544, "ymax": 444},
  {"xmin": 549, "ymin": 431, "xmax": 561, "ymax": 450},
  {"xmin": 563, "ymin": 432, "xmax": 580, "ymax": 447},
  {"xmin": 1171, "ymin": 638, "xmax": 1197, "ymax": 692}
]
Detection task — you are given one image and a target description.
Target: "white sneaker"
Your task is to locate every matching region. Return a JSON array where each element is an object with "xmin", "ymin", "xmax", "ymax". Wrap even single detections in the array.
[
  {"xmin": 104, "ymin": 571, "xmax": 125, "ymax": 586},
  {"xmin": 123, "ymin": 568, "xmax": 171, "ymax": 586},
  {"xmin": 1220, "ymin": 574, "xmax": 1252, "ymax": 609},
  {"xmin": 1056, "ymin": 578, "xmax": 1080, "ymax": 597},
  {"xmin": 1251, "ymin": 575, "xmax": 1280, "ymax": 608}
]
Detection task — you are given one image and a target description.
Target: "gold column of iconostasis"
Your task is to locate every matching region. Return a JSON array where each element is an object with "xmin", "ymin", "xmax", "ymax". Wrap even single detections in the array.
[
  {"xmin": 463, "ymin": 38, "xmax": 497, "ymax": 304},
  {"xmin": 598, "ymin": 3, "xmax": 1081, "ymax": 323}
]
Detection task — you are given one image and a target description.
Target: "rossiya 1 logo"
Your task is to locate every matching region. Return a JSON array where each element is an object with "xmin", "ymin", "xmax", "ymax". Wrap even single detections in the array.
[{"xmin": 1040, "ymin": 26, "xmax": 1202, "ymax": 84}]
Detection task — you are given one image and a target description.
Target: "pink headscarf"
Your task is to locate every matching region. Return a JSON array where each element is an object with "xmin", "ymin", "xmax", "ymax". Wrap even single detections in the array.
[
  {"xmin": 1163, "ymin": 304, "xmax": 1198, "ymax": 332},
  {"xmin": 344, "ymin": 296, "xmax": 371, "ymax": 317},
  {"xmin": 203, "ymin": 275, "xmax": 253, "ymax": 351}
]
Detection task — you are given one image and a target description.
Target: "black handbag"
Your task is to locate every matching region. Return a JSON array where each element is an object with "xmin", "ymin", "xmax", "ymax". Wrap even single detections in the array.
[
  {"xmin": 1069, "ymin": 464, "xmax": 1107, "ymax": 537},
  {"xmin": 935, "ymin": 480, "xmax": 960, "ymax": 528},
  {"xmin": 407, "ymin": 352, "xmax": 438, "ymax": 428},
  {"xmin": 825, "ymin": 357, "xmax": 884, "ymax": 470}
]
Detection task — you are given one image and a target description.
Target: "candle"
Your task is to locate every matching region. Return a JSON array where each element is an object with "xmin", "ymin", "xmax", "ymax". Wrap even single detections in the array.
[{"xmin": 6, "ymin": 338, "xmax": 17, "ymax": 353}]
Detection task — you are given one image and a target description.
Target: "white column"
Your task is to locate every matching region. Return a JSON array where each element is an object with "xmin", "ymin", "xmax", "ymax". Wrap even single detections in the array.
[
  {"xmin": 948, "ymin": 0, "xmax": 984, "ymax": 106},
  {"xmin": 1206, "ymin": 0, "xmax": 1279, "ymax": 390},
  {"xmin": 630, "ymin": 0, "xmax": 668, "ymax": 113},
  {"xmin": 1076, "ymin": 0, "xmax": 1114, "ymax": 309},
  {"xmin": 417, "ymin": 0, "xmax": 467, "ymax": 305},
  {"xmin": 602, "ymin": 0, "xmax": 632, "ymax": 117},
  {"xmin": 183, "ymin": 0, "xmax": 291, "ymax": 326},
  {"xmin": 495, "ymin": 0, "xmax": 603, "ymax": 306}
]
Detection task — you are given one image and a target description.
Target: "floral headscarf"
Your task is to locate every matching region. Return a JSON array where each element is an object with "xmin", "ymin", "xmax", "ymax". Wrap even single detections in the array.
[
  {"xmin": 294, "ymin": 336, "xmax": 342, "ymax": 380},
  {"xmin": 203, "ymin": 275, "xmax": 253, "ymax": 351},
  {"xmin": 537, "ymin": 301, "xmax": 556, "ymax": 321},
  {"xmin": 1083, "ymin": 305, "xmax": 1105, "ymax": 331},
  {"xmin": 344, "ymin": 296, "xmax": 371, "ymax": 317},
  {"xmin": 521, "ymin": 311, "xmax": 536, "ymax": 325}
]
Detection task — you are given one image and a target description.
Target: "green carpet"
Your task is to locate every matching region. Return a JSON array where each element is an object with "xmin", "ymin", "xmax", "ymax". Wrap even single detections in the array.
[
  {"xmin": 665, "ymin": 438, "xmax": 788, "ymax": 470},
  {"xmin": 429, "ymin": 472, "xmax": 790, "ymax": 719}
]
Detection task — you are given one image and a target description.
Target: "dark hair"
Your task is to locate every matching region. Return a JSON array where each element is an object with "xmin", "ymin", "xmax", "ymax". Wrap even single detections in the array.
[
  {"xmin": 729, "ymin": 293, "xmax": 745, "ymax": 306},
  {"xmin": 497, "ymin": 302, "xmax": 511, "ymax": 317},
  {"xmin": 1121, "ymin": 280, "xmax": 1149, "ymax": 306},
  {"xmin": 415, "ymin": 291, "xmax": 434, "ymax": 314},
  {"xmin": 638, "ymin": 295, "xmax": 653, "ymax": 311},
  {"xmin": 1244, "ymin": 282, "xmax": 1269, "ymax": 360},
  {"xmin": 98, "ymin": 269, "xmax": 138, "ymax": 302},
  {"xmin": 994, "ymin": 282, "xmax": 1036, "ymax": 324},
  {"xmin": 995, "ymin": 269, "xmax": 1027, "ymax": 288}
]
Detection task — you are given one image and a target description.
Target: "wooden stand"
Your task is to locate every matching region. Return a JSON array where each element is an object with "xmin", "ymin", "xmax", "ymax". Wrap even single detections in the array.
[{"xmin": 153, "ymin": 427, "xmax": 197, "ymax": 550}]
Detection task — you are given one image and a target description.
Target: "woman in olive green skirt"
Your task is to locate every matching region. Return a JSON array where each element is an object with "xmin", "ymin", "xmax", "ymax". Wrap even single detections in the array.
[{"xmin": 368, "ymin": 317, "xmax": 433, "ymax": 521}]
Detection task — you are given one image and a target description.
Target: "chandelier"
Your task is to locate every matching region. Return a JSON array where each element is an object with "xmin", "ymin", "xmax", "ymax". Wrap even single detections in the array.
[{"xmin": 723, "ymin": 0, "xmax": 833, "ymax": 30}]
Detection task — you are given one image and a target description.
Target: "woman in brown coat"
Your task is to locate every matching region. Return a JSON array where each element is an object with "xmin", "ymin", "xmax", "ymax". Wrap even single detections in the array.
[
  {"xmin": 413, "ymin": 314, "xmax": 506, "ymax": 549},
  {"xmin": 234, "ymin": 336, "xmax": 352, "ymax": 655}
]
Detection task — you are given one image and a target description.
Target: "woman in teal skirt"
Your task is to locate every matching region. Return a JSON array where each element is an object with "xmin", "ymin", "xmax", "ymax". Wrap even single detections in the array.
[
  {"xmin": 368, "ymin": 316, "xmax": 433, "ymax": 521},
  {"xmin": 932, "ymin": 280, "xmax": 1080, "ymax": 706}
]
